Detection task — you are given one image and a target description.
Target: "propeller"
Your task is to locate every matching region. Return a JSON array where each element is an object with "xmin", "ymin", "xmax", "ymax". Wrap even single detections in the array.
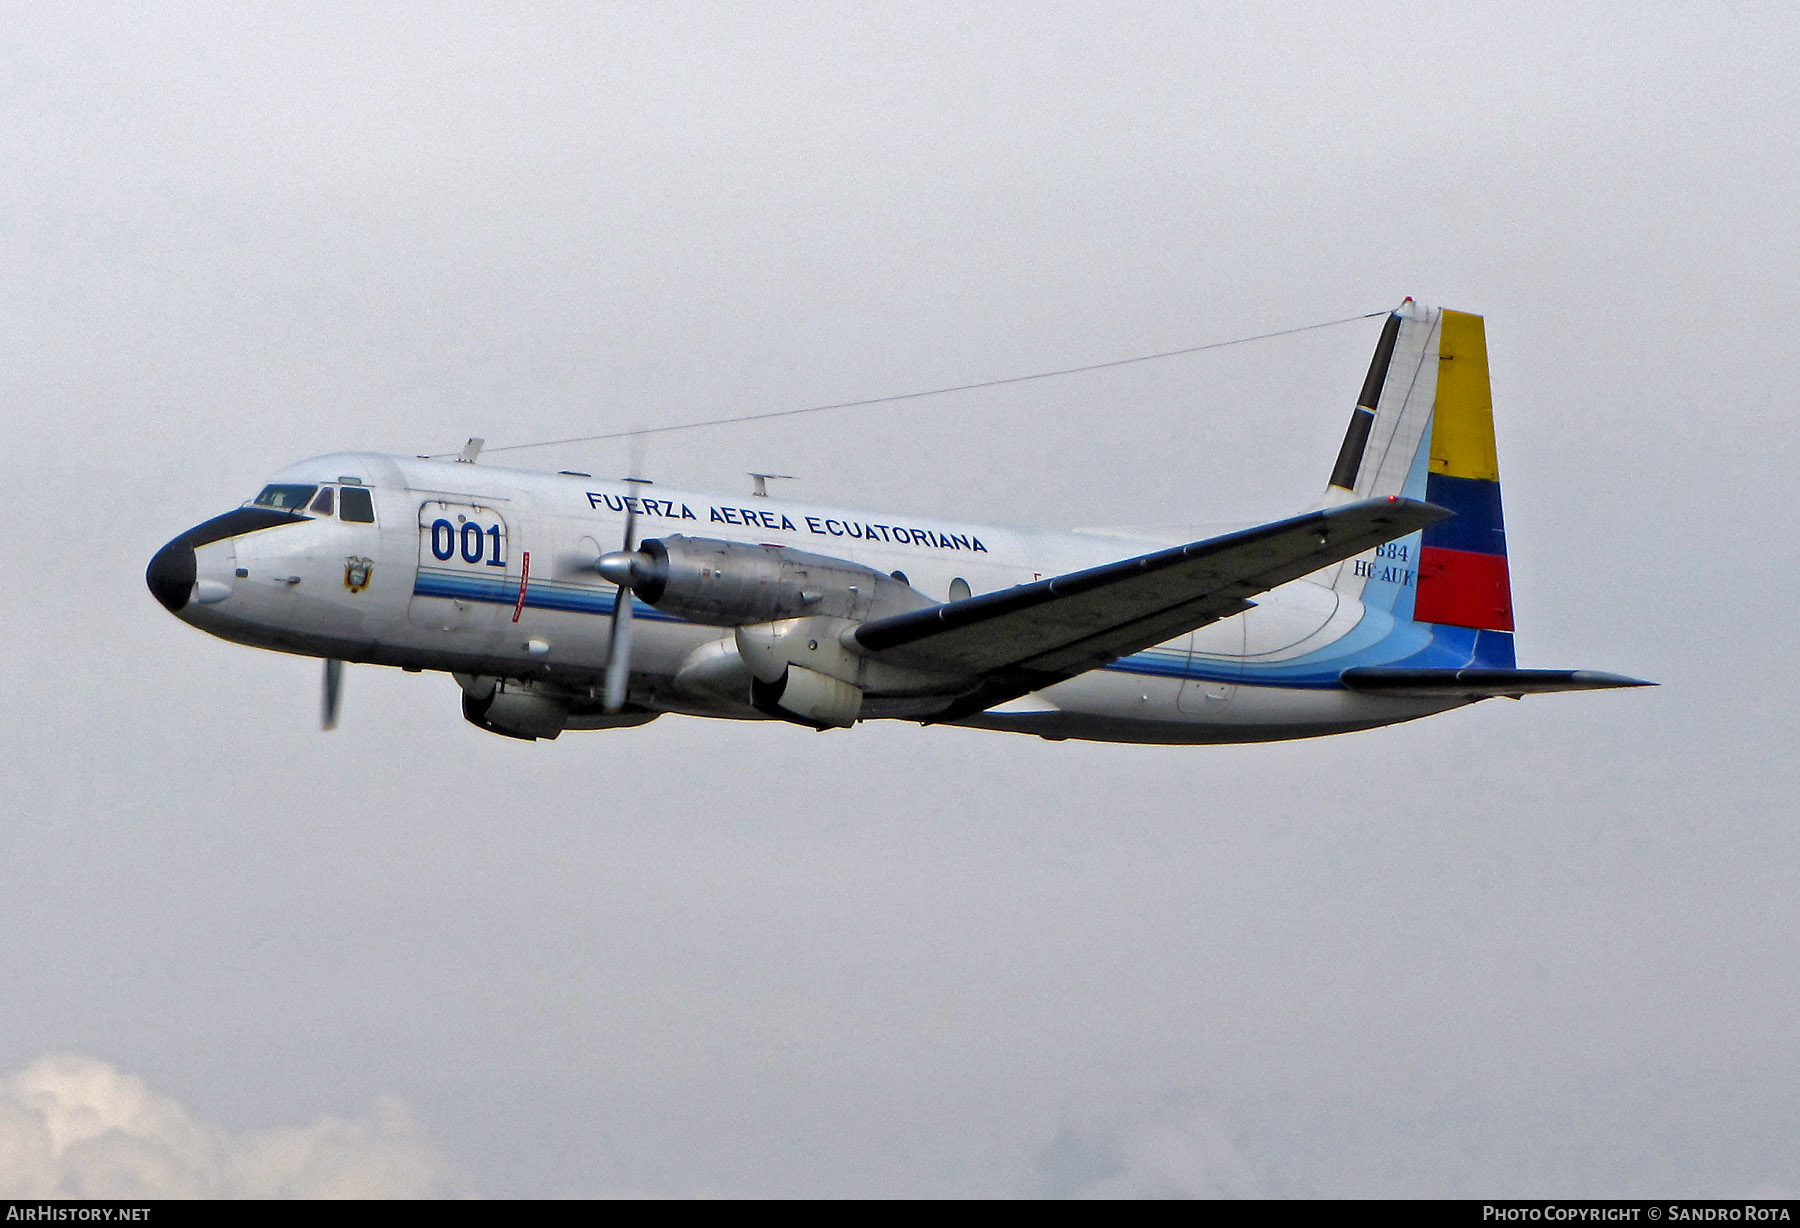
[
  {"xmin": 599, "ymin": 497, "xmax": 639, "ymax": 713},
  {"xmin": 596, "ymin": 438, "xmax": 652, "ymax": 714},
  {"xmin": 322, "ymin": 657, "xmax": 343, "ymax": 731}
]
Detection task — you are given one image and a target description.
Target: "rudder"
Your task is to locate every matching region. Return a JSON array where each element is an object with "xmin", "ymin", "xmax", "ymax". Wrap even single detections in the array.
[
  {"xmin": 1324, "ymin": 303, "xmax": 1516, "ymax": 668},
  {"xmin": 1413, "ymin": 310, "xmax": 1514, "ymax": 637}
]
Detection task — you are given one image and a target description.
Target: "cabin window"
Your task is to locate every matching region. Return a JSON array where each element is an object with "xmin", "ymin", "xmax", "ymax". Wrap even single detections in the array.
[
  {"xmin": 253, "ymin": 484, "xmax": 318, "ymax": 511},
  {"xmin": 949, "ymin": 577, "xmax": 972, "ymax": 602},
  {"xmin": 338, "ymin": 486, "xmax": 376, "ymax": 523},
  {"xmin": 309, "ymin": 487, "xmax": 335, "ymax": 516},
  {"xmin": 890, "ymin": 570, "xmax": 910, "ymax": 586}
]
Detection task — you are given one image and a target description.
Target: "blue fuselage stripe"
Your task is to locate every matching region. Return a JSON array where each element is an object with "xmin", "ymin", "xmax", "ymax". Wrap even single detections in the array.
[{"xmin": 411, "ymin": 566, "xmax": 1506, "ymax": 690}]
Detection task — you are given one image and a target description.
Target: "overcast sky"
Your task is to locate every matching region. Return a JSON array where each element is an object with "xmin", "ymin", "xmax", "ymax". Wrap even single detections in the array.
[{"xmin": 3, "ymin": 1, "xmax": 1797, "ymax": 1198}]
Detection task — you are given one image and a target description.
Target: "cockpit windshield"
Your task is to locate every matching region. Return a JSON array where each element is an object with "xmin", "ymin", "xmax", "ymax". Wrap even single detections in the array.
[
  {"xmin": 252, "ymin": 484, "xmax": 319, "ymax": 511},
  {"xmin": 338, "ymin": 486, "xmax": 375, "ymax": 522}
]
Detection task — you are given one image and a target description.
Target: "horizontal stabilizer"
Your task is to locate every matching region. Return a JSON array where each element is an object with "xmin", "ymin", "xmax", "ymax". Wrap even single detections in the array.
[{"xmin": 1339, "ymin": 667, "xmax": 1655, "ymax": 699}]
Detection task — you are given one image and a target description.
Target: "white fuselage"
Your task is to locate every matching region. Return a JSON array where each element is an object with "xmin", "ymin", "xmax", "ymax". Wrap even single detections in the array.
[{"xmin": 159, "ymin": 452, "xmax": 1462, "ymax": 743}]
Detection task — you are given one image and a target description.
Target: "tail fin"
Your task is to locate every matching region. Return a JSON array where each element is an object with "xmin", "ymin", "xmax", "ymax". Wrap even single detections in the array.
[{"xmin": 1323, "ymin": 301, "xmax": 1516, "ymax": 669}]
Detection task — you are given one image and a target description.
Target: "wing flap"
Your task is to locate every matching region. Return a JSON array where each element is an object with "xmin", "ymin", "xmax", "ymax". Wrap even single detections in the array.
[{"xmin": 854, "ymin": 498, "xmax": 1448, "ymax": 680}]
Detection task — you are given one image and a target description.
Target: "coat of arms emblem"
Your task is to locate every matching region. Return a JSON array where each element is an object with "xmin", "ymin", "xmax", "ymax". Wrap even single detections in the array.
[{"xmin": 343, "ymin": 556, "xmax": 374, "ymax": 593}]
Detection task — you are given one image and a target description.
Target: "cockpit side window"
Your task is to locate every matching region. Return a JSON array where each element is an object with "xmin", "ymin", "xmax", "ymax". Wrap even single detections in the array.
[
  {"xmin": 309, "ymin": 487, "xmax": 336, "ymax": 516},
  {"xmin": 338, "ymin": 486, "xmax": 376, "ymax": 523},
  {"xmin": 253, "ymin": 484, "xmax": 319, "ymax": 511}
]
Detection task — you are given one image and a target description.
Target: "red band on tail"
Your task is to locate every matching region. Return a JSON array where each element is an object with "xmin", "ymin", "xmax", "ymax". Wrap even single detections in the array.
[{"xmin": 1414, "ymin": 546, "xmax": 1514, "ymax": 631}]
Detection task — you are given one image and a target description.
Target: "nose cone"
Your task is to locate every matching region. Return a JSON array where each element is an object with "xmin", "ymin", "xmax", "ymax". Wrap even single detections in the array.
[{"xmin": 146, "ymin": 537, "xmax": 196, "ymax": 613}]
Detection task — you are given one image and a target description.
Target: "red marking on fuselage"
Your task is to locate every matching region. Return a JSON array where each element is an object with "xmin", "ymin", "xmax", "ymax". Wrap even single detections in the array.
[{"xmin": 512, "ymin": 551, "xmax": 531, "ymax": 623}]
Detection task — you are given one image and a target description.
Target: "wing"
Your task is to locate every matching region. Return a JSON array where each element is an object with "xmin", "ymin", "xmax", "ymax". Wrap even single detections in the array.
[{"xmin": 853, "ymin": 498, "xmax": 1449, "ymax": 704}]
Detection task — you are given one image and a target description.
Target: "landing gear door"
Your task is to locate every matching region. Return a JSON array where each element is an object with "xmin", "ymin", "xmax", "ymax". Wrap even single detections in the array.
[{"xmin": 409, "ymin": 501, "xmax": 514, "ymax": 632}]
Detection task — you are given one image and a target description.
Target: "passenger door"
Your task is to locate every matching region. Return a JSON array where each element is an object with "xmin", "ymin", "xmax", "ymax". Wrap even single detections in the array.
[{"xmin": 408, "ymin": 501, "xmax": 516, "ymax": 634}]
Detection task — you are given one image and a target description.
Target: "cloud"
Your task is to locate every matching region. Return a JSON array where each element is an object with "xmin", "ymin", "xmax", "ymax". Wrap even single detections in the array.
[
  {"xmin": 1034, "ymin": 1097, "xmax": 1272, "ymax": 1200},
  {"xmin": 0, "ymin": 1054, "xmax": 465, "ymax": 1199}
]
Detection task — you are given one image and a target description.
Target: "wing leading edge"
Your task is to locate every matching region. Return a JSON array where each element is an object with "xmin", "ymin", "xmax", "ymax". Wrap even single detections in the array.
[{"xmin": 853, "ymin": 498, "xmax": 1449, "ymax": 702}]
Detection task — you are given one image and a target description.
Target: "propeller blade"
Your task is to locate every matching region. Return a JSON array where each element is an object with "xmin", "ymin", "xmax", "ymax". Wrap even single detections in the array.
[
  {"xmin": 604, "ymin": 436, "xmax": 646, "ymax": 714},
  {"xmin": 322, "ymin": 658, "xmax": 343, "ymax": 731},
  {"xmin": 603, "ymin": 587, "xmax": 633, "ymax": 712}
]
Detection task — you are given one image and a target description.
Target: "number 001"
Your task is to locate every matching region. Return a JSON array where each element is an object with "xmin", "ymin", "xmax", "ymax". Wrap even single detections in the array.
[{"xmin": 430, "ymin": 518, "xmax": 505, "ymax": 566}]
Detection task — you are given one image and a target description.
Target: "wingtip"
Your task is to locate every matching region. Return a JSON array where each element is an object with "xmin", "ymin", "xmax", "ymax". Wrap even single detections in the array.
[{"xmin": 1360, "ymin": 495, "xmax": 1454, "ymax": 529}]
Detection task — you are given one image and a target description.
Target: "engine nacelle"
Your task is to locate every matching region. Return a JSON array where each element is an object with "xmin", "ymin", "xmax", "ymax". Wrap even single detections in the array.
[
  {"xmin": 631, "ymin": 536, "xmax": 936, "ymax": 627},
  {"xmin": 462, "ymin": 684, "xmax": 570, "ymax": 741},
  {"xmin": 751, "ymin": 665, "xmax": 862, "ymax": 730},
  {"xmin": 456, "ymin": 674, "xmax": 661, "ymax": 740},
  {"xmin": 736, "ymin": 615, "xmax": 866, "ymax": 729}
]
